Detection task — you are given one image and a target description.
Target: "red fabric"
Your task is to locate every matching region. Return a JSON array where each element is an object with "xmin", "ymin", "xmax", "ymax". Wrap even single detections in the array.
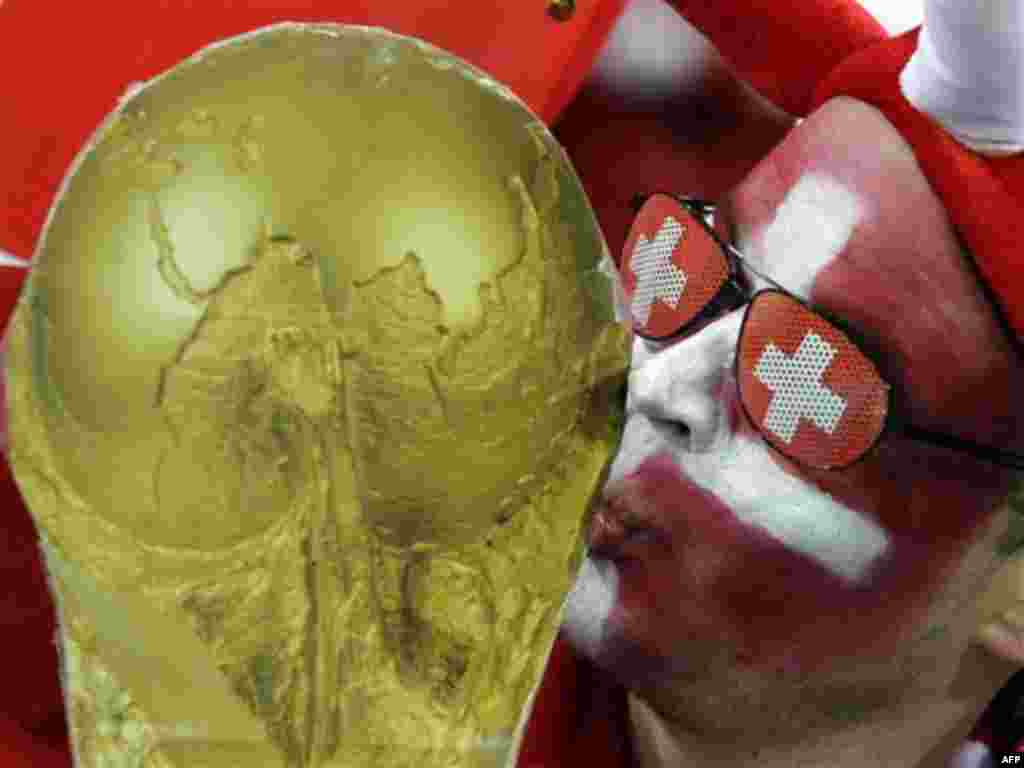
[
  {"xmin": 0, "ymin": 267, "xmax": 28, "ymax": 340},
  {"xmin": 0, "ymin": 0, "xmax": 628, "ymax": 263},
  {"xmin": 552, "ymin": 61, "xmax": 795, "ymax": 265},
  {"xmin": 0, "ymin": 713, "xmax": 70, "ymax": 768},
  {"xmin": 663, "ymin": 0, "xmax": 887, "ymax": 118},
  {"xmin": 0, "ymin": 462, "xmax": 65, "ymax": 753},
  {"xmin": 517, "ymin": 633, "xmax": 631, "ymax": 768}
]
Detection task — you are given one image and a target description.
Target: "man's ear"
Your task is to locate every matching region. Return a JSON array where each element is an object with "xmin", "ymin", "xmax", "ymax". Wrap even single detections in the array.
[{"xmin": 974, "ymin": 552, "xmax": 1024, "ymax": 664}]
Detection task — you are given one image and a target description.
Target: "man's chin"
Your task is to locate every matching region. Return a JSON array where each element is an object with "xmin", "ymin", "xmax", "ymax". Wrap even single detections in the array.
[
  {"xmin": 562, "ymin": 556, "xmax": 885, "ymax": 746},
  {"xmin": 562, "ymin": 555, "xmax": 618, "ymax": 659},
  {"xmin": 562, "ymin": 554, "xmax": 684, "ymax": 691}
]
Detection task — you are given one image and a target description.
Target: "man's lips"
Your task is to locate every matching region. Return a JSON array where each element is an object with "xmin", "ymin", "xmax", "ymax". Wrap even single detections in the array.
[
  {"xmin": 585, "ymin": 453, "xmax": 764, "ymax": 564},
  {"xmin": 586, "ymin": 481, "xmax": 673, "ymax": 561}
]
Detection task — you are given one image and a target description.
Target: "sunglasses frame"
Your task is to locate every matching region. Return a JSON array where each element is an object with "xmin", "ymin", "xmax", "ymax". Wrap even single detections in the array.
[{"xmin": 626, "ymin": 192, "xmax": 1024, "ymax": 472}]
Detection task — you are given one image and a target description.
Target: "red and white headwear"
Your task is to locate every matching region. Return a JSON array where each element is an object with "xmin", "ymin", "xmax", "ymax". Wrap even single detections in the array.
[{"xmin": 667, "ymin": 0, "xmax": 1024, "ymax": 347}]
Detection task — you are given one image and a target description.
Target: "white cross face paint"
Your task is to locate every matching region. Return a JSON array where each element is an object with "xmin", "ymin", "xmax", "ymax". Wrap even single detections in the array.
[
  {"xmin": 695, "ymin": 435, "xmax": 890, "ymax": 585},
  {"xmin": 742, "ymin": 172, "xmax": 865, "ymax": 302},
  {"xmin": 629, "ymin": 216, "xmax": 687, "ymax": 326}
]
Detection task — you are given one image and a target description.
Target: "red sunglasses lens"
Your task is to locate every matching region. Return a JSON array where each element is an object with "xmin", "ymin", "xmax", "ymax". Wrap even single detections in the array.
[
  {"xmin": 737, "ymin": 292, "xmax": 889, "ymax": 469},
  {"xmin": 621, "ymin": 194, "xmax": 729, "ymax": 339}
]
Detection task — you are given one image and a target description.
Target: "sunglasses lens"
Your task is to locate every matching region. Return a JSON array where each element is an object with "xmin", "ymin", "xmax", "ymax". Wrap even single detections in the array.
[
  {"xmin": 737, "ymin": 292, "xmax": 889, "ymax": 469},
  {"xmin": 621, "ymin": 194, "xmax": 729, "ymax": 339}
]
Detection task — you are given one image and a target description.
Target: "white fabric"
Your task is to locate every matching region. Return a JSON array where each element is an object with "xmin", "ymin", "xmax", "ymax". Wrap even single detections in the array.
[
  {"xmin": 900, "ymin": 0, "xmax": 1024, "ymax": 156},
  {"xmin": 949, "ymin": 740, "xmax": 995, "ymax": 768},
  {"xmin": 858, "ymin": 0, "xmax": 924, "ymax": 35},
  {"xmin": 0, "ymin": 248, "xmax": 29, "ymax": 270},
  {"xmin": 592, "ymin": 0, "xmax": 715, "ymax": 98}
]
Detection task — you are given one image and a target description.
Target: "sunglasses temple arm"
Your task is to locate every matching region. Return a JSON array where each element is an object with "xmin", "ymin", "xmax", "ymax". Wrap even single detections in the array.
[
  {"xmin": 723, "ymin": 242, "xmax": 745, "ymax": 262},
  {"xmin": 720, "ymin": 241, "xmax": 790, "ymax": 295},
  {"xmin": 902, "ymin": 423, "xmax": 1024, "ymax": 470}
]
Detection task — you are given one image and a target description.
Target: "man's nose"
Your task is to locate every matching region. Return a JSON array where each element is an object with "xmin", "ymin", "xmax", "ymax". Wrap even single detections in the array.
[{"xmin": 627, "ymin": 310, "xmax": 744, "ymax": 451}]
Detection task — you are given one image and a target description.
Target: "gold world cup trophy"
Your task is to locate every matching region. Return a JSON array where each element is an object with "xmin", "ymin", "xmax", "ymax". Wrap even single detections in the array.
[{"xmin": 4, "ymin": 24, "xmax": 630, "ymax": 768}]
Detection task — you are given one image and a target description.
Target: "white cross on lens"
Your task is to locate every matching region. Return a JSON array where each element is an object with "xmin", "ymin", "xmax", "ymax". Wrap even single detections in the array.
[
  {"xmin": 630, "ymin": 216, "xmax": 688, "ymax": 326},
  {"xmin": 753, "ymin": 331, "xmax": 848, "ymax": 444}
]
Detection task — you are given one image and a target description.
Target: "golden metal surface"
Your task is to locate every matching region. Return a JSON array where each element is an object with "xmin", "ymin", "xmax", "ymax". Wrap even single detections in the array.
[{"xmin": 6, "ymin": 23, "xmax": 629, "ymax": 768}]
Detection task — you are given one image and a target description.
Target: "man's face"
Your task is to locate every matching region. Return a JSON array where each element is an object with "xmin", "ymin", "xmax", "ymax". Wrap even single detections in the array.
[{"xmin": 565, "ymin": 96, "xmax": 1023, "ymax": 728}]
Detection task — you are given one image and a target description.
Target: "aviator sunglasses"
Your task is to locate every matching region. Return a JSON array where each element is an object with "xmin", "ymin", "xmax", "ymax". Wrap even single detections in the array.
[{"xmin": 620, "ymin": 192, "xmax": 1024, "ymax": 471}]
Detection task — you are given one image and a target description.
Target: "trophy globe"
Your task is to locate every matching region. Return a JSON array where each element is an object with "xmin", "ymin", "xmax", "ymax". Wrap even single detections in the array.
[{"xmin": 4, "ymin": 23, "xmax": 630, "ymax": 768}]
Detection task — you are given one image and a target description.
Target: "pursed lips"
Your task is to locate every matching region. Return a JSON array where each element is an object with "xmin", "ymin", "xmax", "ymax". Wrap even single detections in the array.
[
  {"xmin": 586, "ymin": 489, "xmax": 671, "ymax": 561},
  {"xmin": 585, "ymin": 460, "xmax": 696, "ymax": 561},
  {"xmin": 585, "ymin": 458, "xmax": 724, "ymax": 562},
  {"xmin": 586, "ymin": 446, "xmax": 892, "ymax": 589}
]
